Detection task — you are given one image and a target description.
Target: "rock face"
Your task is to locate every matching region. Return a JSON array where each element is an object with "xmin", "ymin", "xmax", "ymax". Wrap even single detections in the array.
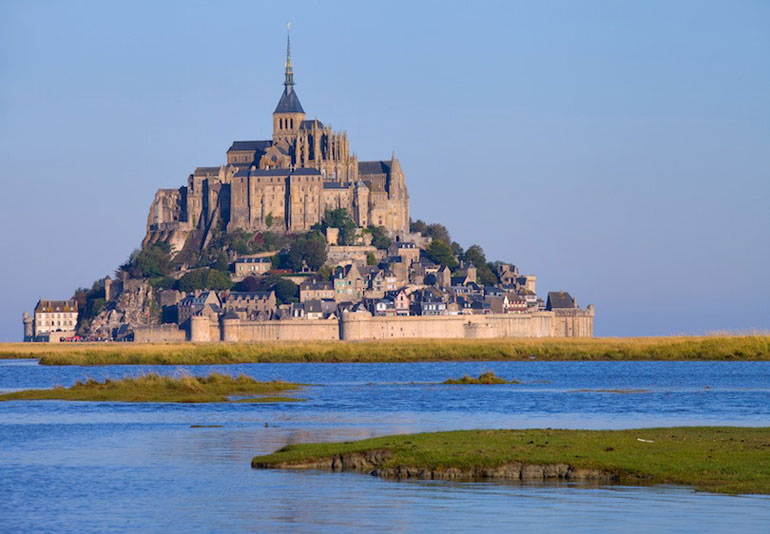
[
  {"xmin": 252, "ymin": 449, "xmax": 616, "ymax": 482},
  {"xmin": 85, "ymin": 280, "xmax": 158, "ymax": 339}
]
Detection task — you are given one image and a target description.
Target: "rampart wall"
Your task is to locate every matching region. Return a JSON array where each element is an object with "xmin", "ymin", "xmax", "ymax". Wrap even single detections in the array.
[
  {"xmin": 222, "ymin": 318, "xmax": 339, "ymax": 342},
  {"xmin": 132, "ymin": 307, "xmax": 593, "ymax": 343},
  {"xmin": 133, "ymin": 324, "xmax": 187, "ymax": 343},
  {"xmin": 337, "ymin": 309, "xmax": 593, "ymax": 341}
]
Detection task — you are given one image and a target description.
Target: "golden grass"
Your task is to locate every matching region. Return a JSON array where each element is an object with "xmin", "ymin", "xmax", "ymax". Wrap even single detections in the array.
[
  {"xmin": 252, "ymin": 427, "xmax": 770, "ymax": 495},
  {"xmin": 0, "ymin": 335, "xmax": 768, "ymax": 365},
  {"xmin": 0, "ymin": 372, "xmax": 302, "ymax": 403}
]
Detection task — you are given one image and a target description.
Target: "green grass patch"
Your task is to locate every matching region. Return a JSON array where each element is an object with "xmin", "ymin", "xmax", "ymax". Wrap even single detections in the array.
[
  {"xmin": 0, "ymin": 372, "xmax": 302, "ymax": 403},
  {"xmin": 1, "ymin": 335, "xmax": 769, "ymax": 365},
  {"xmin": 443, "ymin": 371, "xmax": 518, "ymax": 384},
  {"xmin": 252, "ymin": 427, "xmax": 770, "ymax": 495}
]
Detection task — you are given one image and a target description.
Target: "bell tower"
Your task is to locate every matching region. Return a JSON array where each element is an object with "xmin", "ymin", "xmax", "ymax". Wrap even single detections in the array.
[{"xmin": 273, "ymin": 23, "xmax": 305, "ymax": 145}]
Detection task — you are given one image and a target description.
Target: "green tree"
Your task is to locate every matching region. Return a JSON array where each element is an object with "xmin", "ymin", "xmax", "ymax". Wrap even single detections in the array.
[
  {"xmin": 121, "ymin": 243, "xmax": 171, "ymax": 279},
  {"xmin": 464, "ymin": 245, "xmax": 498, "ymax": 285},
  {"xmin": 368, "ymin": 225, "xmax": 392, "ymax": 249},
  {"xmin": 234, "ymin": 275, "xmax": 260, "ymax": 292},
  {"xmin": 410, "ymin": 219, "xmax": 452, "ymax": 245},
  {"xmin": 366, "ymin": 252, "xmax": 377, "ymax": 265},
  {"xmin": 150, "ymin": 276, "xmax": 177, "ymax": 290},
  {"xmin": 288, "ymin": 232, "xmax": 327, "ymax": 271},
  {"xmin": 177, "ymin": 268, "xmax": 233, "ymax": 292},
  {"xmin": 317, "ymin": 265, "xmax": 331, "ymax": 281},
  {"xmin": 451, "ymin": 241, "xmax": 465, "ymax": 260},
  {"xmin": 213, "ymin": 252, "xmax": 229, "ymax": 272},
  {"xmin": 426, "ymin": 223, "xmax": 451, "ymax": 245},
  {"xmin": 410, "ymin": 219, "xmax": 428, "ymax": 235},
  {"xmin": 325, "ymin": 207, "xmax": 354, "ymax": 228},
  {"xmin": 324, "ymin": 208, "xmax": 357, "ymax": 245},
  {"xmin": 425, "ymin": 240, "xmax": 457, "ymax": 269},
  {"xmin": 464, "ymin": 245, "xmax": 487, "ymax": 267},
  {"xmin": 265, "ymin": 212, "xmax": 274, "ymax": 228},
  {"xmin": 268, "ymin": 277, "xmax": 298, "ymax": 304}
]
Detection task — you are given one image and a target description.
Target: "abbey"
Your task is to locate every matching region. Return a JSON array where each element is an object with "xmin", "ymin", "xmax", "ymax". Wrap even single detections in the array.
[{"xmin": 144, "ymin": 31, "xmax": 409, "ymax": 253}]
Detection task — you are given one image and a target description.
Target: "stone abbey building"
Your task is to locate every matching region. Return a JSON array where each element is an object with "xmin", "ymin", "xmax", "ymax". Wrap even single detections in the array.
[{"xmin": 144, "ymin": 31, "xmax": 409, "ymax": 253}]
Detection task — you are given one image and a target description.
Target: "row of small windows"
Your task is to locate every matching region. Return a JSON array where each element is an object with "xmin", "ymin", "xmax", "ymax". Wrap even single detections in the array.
[
  {"xmin": 250, "ymin": 176, "xmax": 321, "ymax": 183},
  {"xmin": 279, "ymin": 117, "xmax": 296, "ymax": 129},
  {"xmin": 37, "ymin": 313, "xmax": 75, "ymax": 319}
]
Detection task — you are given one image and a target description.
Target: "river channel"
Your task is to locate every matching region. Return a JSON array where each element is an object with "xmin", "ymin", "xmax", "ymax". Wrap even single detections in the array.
[{"xmin": 1, "ymin": 360, "xmax": 768, "ymax": 533}]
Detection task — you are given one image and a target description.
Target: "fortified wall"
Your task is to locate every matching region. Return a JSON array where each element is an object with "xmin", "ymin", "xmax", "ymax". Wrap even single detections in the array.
[
  {"xmin": 133, "ymin": 307, "xmax": 594, "ymax": 343},
  {"xmin": 337, "ymin": 308, "xmax": 594, "ymax": 340}
]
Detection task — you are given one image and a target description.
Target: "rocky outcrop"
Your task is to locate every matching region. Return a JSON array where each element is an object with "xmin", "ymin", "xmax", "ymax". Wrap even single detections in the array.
[
  {"xmin": 85, "ymin": 280, "xmax": 158, "ymax": 339},
  {"xmin": 252, "ymin": 449, "xmax": 616, "ymax": 482}
]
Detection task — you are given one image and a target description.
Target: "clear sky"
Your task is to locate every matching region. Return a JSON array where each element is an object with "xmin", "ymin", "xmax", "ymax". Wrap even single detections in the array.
[{"xmin": 1, "ymin": 0, "xmax": 768, "ymax": 340}]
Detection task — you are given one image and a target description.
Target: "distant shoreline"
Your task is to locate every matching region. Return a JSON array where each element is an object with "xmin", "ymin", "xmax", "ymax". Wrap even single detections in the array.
[{"xmin": 0, "ymin": 335, "xmax": 768, "ymax": 365}]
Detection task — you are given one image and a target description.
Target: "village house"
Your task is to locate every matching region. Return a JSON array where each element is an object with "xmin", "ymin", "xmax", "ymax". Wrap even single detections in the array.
[
  {"xmin": 497, "ymin": 263, "xmax": 519, "ymax": 286},
  {"xmin": 365, "ymin": 268, "xmax": 398, "ymax": 298},
  {"xmin": 507, "ymin": 294, "xmax": 528, "ymax": 313},
  {"xmin": 412, "ymin": 289, "xmax": 448, "ymax": 316},
  {"xmin": 451, "ymin": 262, "xmax": 477, "ymax": 286},
  {"xmin": 334, "ymin": 263, "xmax": 365, "ymax": 302},
  {"xmin": 385, "ymin": 288, "xmax": 411, "ymax": 316},
  {"xmin": 485, "ymin": 295, "xmax": 505, "ymax": 314},
  {"xmin": 232, "ymin": 256, "xmax": 273, "ymax": 279},
  {"xmin": 299, "ymin": 280, "xmax": 334, "ymax": 302},
  {"xmin": 546, "ymin": 291, "xmax": 577, "ymax": 310},
  {"xmin": 301, "ymin": 299, "xmax": 337, "ymax": 320},
  {"xmin": 23, "ymin": 299, "xmax": 79, "ymax": 341},
  {"xmin": 371, "ymin": 297, "xmax": 396, "ymax": 317},
  {"xmin": 223, "ymin": 291, "xmax": 276, "ymax": 320},
  {"xmin": 436, "ymin": 265, "xmax": 452, "ymax": 288},
  {"xmin": 178, "ymin": 291, "xmax": 222, "ymax": 325},
  {"xmin": 387, "ymin": 242, "xmax": 420, "ymax": 266}
]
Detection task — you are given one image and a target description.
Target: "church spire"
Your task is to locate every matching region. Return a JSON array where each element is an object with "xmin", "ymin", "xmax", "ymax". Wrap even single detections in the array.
[
  {"xmin": 285, "ymin": 22, "xmax": 294, "ymax": 87},
  {"xmin": 273, "ymin": 23, "xmax": 304, "ymax": 116}
]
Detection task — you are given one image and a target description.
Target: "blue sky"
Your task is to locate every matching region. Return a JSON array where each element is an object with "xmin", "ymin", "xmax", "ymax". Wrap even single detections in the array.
[{"xmin": 1, "ymin": 0, "xmax": 768, "ymax": 340}]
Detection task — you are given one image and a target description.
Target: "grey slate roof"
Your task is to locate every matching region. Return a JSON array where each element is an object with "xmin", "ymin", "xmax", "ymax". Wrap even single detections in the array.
[
  {"xmin": 358, "ymin": 160, "xmax": 391, "ymax": 175},
  {"xmin": 35, "ymin": 299, "xmax": 78, "ymax": 313},
  {"xmin": 249, "ymin": 169, "xmax": 291, "ymax": 177},
  {"xmin": 228, "ymin": 140, "xmax": 272, "ymax": 152},
  {"xmin": 292, "ymin": 167, "xmax": 322, "ymax": 175},
  {"xmin": 323, "ymin": 182, "xmax": 351, "ymax": 189},
  {"xmin": 546, "ymin": 291, "xmax": 575, "ymax": 310},
  {"xmin": 274, "ymin": 86, "xmax": 305, "ymax": 114},
  {"xmin": 193, "ymin": 167, "xmax": 220, "ymax": 176},
  {"xmin": 226, "ymin": 291, "xmax": 273, "ymax": 301},
  {"xmin": 300, "ymin": 119, "xmax": 323, "ymax": 129}
]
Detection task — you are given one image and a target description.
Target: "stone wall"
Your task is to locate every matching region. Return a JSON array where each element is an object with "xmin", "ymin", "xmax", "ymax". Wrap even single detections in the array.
[
  {"xmin": 338, "ymin": 309, "xmax": 594, "ymax": 341},
  {"xmin": 327, "ymin": 245, "xmax": 382, "ymax": 267},
  {"xmin": 132, "ymin": 307, "xmax": 593, "ymax": 343},
  {"xmin": 133, "ymin": 324, "xmax": 187, "ymax": 343},
  {"xmin": 222, "ymin": 318, "xmax": 339, "ymax": 342}
]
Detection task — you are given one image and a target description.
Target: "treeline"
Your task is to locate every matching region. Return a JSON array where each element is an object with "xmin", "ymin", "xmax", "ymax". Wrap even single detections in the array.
[{"xmin": 410, "ymin": 219, "xmax": 504, "ymax": 285}]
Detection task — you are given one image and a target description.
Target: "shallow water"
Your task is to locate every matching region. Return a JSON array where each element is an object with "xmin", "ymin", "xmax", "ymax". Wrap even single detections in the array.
[{"xmin": 1, "ymin": 360, "xmax": 769, "ymax": 533}]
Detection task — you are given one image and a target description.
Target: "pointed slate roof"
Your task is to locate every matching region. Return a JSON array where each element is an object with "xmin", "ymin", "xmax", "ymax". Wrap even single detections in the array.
[{"xmin": 274, "ymin": 86, "xmax": 304, "ymax": 114}]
